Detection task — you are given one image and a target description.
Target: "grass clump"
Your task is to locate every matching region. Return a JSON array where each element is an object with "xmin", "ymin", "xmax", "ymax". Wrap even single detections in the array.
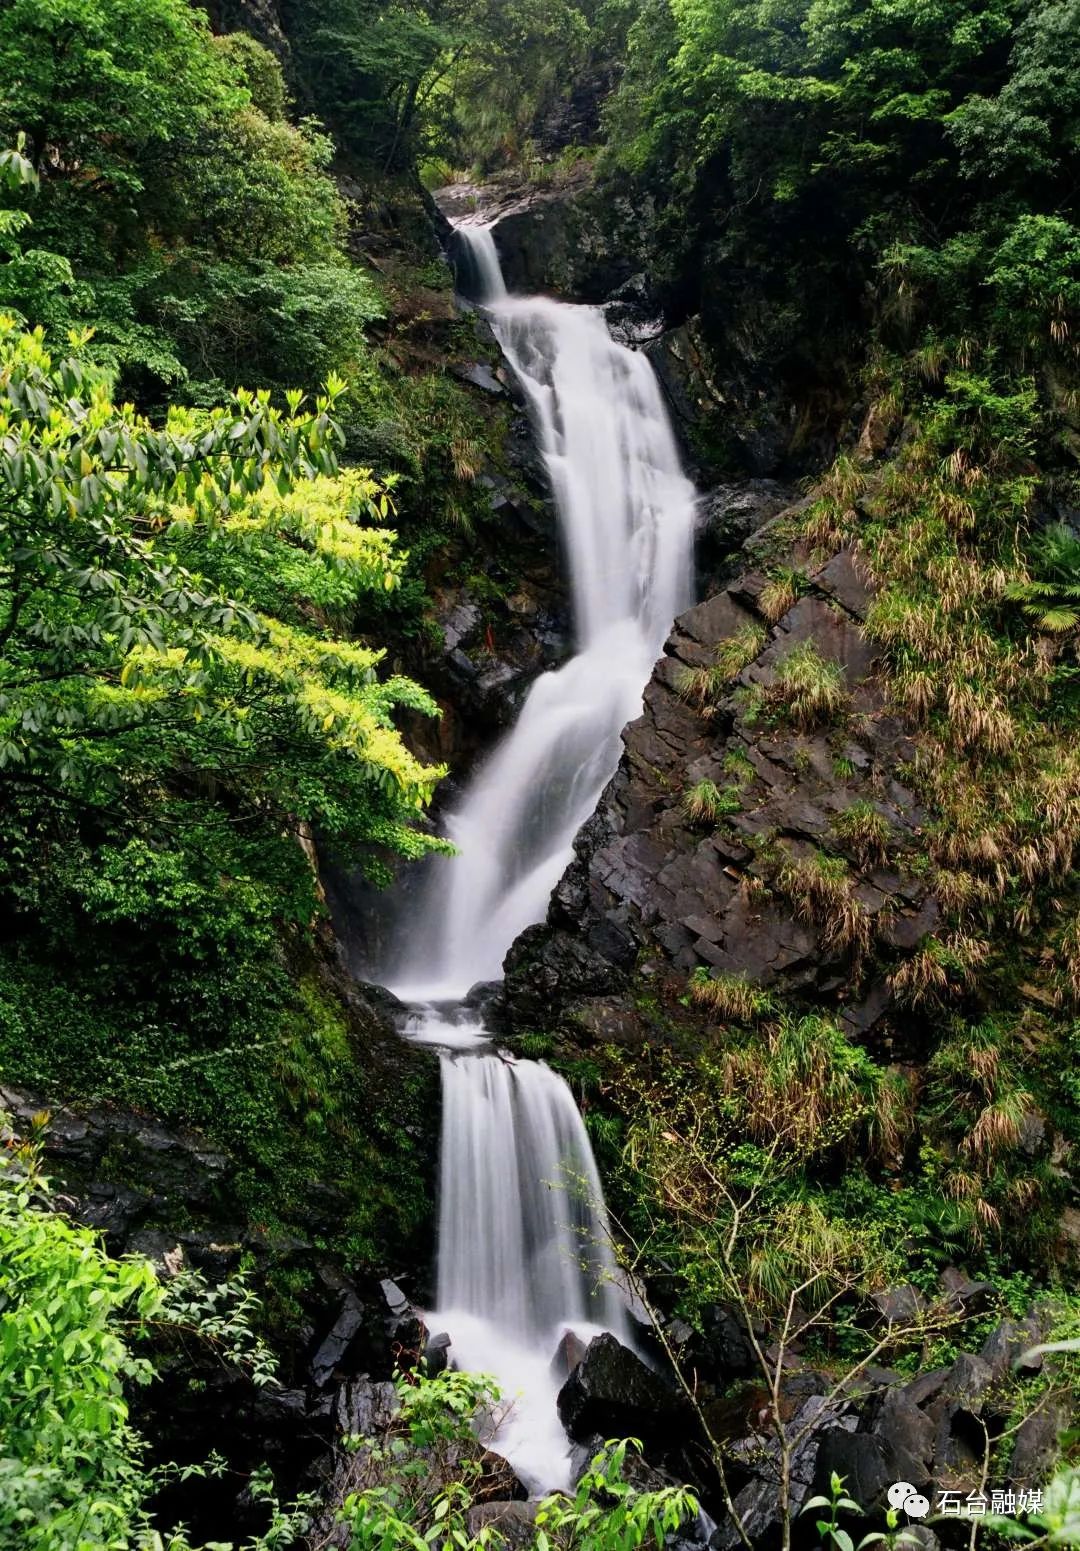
[
  {"xmin": 687, "ymin": 967, "xmax": 776, "ymax": 1021},
  {"xmin": 723, "ymin": 749, "xmax": 756, "ymax": 786},
  {"xmin": 831, "ymin": 800, "xmax": 891, "ymax": 868},
  {"xmin": 758, "ymin": 566, "xmax": 806, "ymax": 624},
  {"xmin": 765, "ymin": 641, "xmax": 849, "ymax": 729},
  {"xmin": 676, "ymin": 624, "xmax": 767, "ymax": 714},
  {"xmin": 889, "ymin": 932, "xmax": 989, "ymax": 1008},
  {"xmin": 775, "ymin": 850, "xmax": 872, "ymax": 957},
  {"xmin": 681, "ymin": 779, "xmax": 741, "ymax": 825},
  {"xmin": 719, "ymin": 1013, "xmax": 882, "ymax": 1159}
]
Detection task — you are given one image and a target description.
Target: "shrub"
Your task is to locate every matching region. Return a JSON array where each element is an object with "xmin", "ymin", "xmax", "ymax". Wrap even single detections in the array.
[
  {"xmin": 0, "ymin": 1125, "xmax": 286, "ymax": 1549},
  {"xmin": 336, "ymin": 1371, "xmax": 699, "ymax": 1550}
]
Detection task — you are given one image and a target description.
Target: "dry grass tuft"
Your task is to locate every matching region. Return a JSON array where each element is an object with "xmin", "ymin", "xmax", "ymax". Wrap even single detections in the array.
[
  {"xmin": 832, "ymin": 801, "xmax": 891, "ymax": 869},
  {"xmin": 758, "ymin": 567, "xmax": 805, "ymax": 624},
  {"xmin": 889, "ymin": 932, "xmax": 989, "ymax": 1007},
  {"xmin": 775, "ymin": 851, "xmax": 872, "ymax": 957},
  {"xmin": 765, "ymin": 641, "xmax": 849, "ymax": 730},
  {"xmin": 688, "ymin": 967, "xmax": 775, "ymax": 1021}
]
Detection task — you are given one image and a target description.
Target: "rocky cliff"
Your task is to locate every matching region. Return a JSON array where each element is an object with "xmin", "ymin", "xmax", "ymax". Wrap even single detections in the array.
[{"xmin": 503, "ymin": 502, "xmax": 940, "ymax": 1052}]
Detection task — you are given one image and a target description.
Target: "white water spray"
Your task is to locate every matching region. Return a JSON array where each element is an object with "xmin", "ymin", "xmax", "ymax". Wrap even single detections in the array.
[{"xmin": 389, "ymin": 224, "xmax": 697, "ymax": 1492}]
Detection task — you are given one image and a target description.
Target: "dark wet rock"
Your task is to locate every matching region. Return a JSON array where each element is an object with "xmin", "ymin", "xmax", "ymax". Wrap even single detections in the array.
[
  {"xmin": 452, "ymin": 360, "xmax": 507, "ymax": 396},
  {"xmin": 714, "ymin": 1394, "xmax": 855, "ymax": 1551},
  {"xmin": 813, "ymin": 1429, "xmax": 894, "ymax": 1515},
  {"xmin": 551, "ymin": 1328, "xmax": 589, "ymax": 1382},
  {"xmin": 813, "ymin": 1384, "xmax": 935, "ymax": 1516},
  {"xmin": 939, "ymin": 1269, "xmax": 995, "ymax": 1316},
  {"xmin": 1010, "ymin": 1401, "xmax": 1065, "ymax": 1487},
  {"xmin": 557, "ymin": 1334, "xmax": 691, "ymax": 1449},
  {"xmin": 876, "ymin": 1386, "xmax": 936, "ymax": 1488},
  {"xmin": 603, "ymin": 274, "xmax": 667, "ymax": 348},
  {"xmin": 902, "ymin": 1368, "xmax": 951, "ymax": 1410},
  {"xmin": 697, "ymin": 480, "xmax": 799, "ymax": 588},
  {"xmin": 871, "ymin": 1285, "xmax": 926, "ymax": 1325},
  {"xmin": 380, "ymin": 1278, "xmax": 409, "ymax": 1315},
  {"xmin": 980, "ymin": 1315, "xmax": 1047, "ymax": 1379},
  {"xmin": 312, "ymin": 1381, "xmax": 401, "ymax": 1547},
  {"xmin": 938, "ymin": 1352, "xmax": 995, "ymax": 1409},
  {"xmin": 924, "ymin": 1355, "xmax": 999, "ymax": 1493},
  {"xmin": 438, "ymin": 170, "xmax": 651, "ymax": 304},
  {"xmin": 466, "ymin": 1502, "xmax": 538, "ymax": 1548},
  {"xmin": 424, "ymin": 1330, "xmax": 452, "ymax": 1377},
  {"xmin": 310, "ymin": 1294, "xmax": 367, "ymax": 1389},
  {"xmin": 72, "ymin": 1181, "xmax": 150, "ymax": 1244},
  {"xmin": 505, "ymin": 540, "xmax": 936, "ymax": 1041},
  {"xmin": 334, "ymin": 1378, "xmax": 400, "ymax": 1438}
]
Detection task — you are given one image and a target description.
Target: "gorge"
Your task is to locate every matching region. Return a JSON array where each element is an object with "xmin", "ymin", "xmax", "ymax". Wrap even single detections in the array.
[{"xmin": 2, "ymin": 1, "xmax": 1079, "ymax": 1547}]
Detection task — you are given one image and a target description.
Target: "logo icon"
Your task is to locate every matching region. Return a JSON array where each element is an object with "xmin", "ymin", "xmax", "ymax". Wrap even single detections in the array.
[{"xmin": 887, "ymin": 1483, "xmax": 930, "ymax": 1519}]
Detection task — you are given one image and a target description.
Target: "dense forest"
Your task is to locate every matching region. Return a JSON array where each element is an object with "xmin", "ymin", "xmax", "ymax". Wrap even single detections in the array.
[{"xmin": 1, "ymin": 0, "xmax": 1080, "ymax": 1547}]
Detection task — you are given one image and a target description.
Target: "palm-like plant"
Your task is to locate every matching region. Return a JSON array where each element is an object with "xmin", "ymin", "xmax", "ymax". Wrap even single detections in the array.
[{"xmin": 1006, "ymin": 523, "xmax": 1080, "ymax": 633}]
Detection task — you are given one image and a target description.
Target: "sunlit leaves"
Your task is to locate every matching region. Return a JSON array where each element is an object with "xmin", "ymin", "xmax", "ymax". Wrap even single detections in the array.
[{"xmin": 0, "ymin": 319, "xmax": 446, "ymax": 862}]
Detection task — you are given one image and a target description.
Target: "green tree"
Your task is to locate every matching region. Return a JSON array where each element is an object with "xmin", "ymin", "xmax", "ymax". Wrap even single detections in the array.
[
  {"xmin": 0, "ymin": 0, "xmax": 372, "ymax": 399},
  {"xmin": 0, "ymin": 319, "xmax": 445, "ymax": 863}
]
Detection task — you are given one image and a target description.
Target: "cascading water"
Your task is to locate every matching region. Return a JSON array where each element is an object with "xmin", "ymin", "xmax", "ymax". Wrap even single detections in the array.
[
  {"xmin": 390, "ymin": 224, "xmax": 696, "ymax": 1002},
  {"xmin": 387, "ymin": 222, "xmax": 697, "ymax": 1493}
]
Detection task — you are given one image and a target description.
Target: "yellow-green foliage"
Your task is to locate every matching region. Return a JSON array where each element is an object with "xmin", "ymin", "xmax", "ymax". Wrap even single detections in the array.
[{"xmin": 0, "ymin": 322, "xmax": 447, "ymax": 858}]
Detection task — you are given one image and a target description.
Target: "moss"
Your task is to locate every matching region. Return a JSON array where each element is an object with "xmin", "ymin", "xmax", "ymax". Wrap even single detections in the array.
[{"xmin": 0, "ymin": 938, "xmax": 435, "ymax": 1272}]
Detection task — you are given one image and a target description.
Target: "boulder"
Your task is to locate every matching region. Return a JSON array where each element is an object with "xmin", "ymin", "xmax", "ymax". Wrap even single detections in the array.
[
  {"xmin": 980, "ymin": 1316, "xmax": 1045, "ymax": 1380},
  {"xmin": 700, "ymin": 1303, "xmax": 758, "ymax": 1378},
  {"xmin": 874, "ymin": 1386, "xmax": 935, "ymax": 1490},
  {"xmin": 1010, "ymin": 1401, "xmax": 1065, "ymax": 1487},
  {"xmin": 556, "ymin": 1334, "xmax": 691, "ymax": 1449},
  {"xmin": 550, "ymin": 1328, "xmax": 589, "ymax": 1382},
  {"xmin": 714, "ymin": 1395, "xmax": 853, "ymax": 1551},
  {"xmin": 310, "ymin": 1293, "xmax": 367, "ymax": 1389},
  {"xmin": 870, "ymin": 1285, "xmax": 926, "ymax": 1326},
  {"xmin": 466, "ymin": 1502, "xmax": 537, "ymax": 1549},
  {"xmin": 939, "ymin": 1268, "xmax": 995, "ymax": 1316},
  {"xmin": 424, "ymin": 1330, "xmax": 452, "ymax": 1377}
]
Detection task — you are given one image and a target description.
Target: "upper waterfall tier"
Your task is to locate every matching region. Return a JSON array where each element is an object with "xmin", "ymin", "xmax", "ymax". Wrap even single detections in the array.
[{"xmin": 389, "ymin": 223, "xmax": 697, "ymax": 1001}]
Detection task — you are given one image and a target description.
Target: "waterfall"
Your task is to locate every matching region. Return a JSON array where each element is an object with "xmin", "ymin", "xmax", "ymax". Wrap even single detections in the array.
[
  {"xmin": 387, "ymin": 224, "xmax": 697, "ymax": 1493},
  {"xmin": 391, "ymin": 225, "xmax": 697, "ymax": 1002}
]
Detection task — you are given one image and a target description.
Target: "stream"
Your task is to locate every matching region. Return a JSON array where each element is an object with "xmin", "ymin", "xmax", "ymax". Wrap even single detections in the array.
[{"xmin": 384, "ymin": 222, "xmax": 697, "ymax": 1492}]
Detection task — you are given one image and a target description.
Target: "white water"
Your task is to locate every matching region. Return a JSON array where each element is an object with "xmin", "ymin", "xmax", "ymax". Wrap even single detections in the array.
[
  {"xmin": 390, "ymin": 223, "xmax": 696, "ymax": 1002},
  {"xmin": 387, "ymin": 225, "xmax": 697, "ymax": 1493}
]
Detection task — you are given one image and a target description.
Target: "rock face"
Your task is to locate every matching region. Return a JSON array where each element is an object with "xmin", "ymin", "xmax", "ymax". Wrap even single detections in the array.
[
  {"xmin": 557, "ymin": 1333, "xmax": 693, "ymax": 1450},
  {"xmin": 436, "ymin": 169, "xmax": 652, "ymax": 304},
  {"xmin": 504, "ymin": 521, "xmax": 938, "ymax": 1049}
]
